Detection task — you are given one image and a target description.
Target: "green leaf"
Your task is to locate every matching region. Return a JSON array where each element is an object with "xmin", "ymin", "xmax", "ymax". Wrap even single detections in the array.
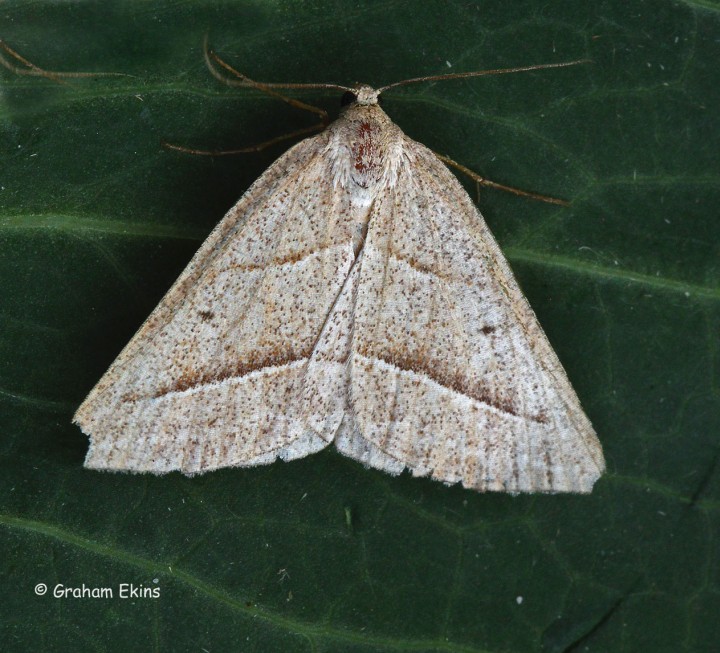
[{"xmin": 2, "ymin": 2, "xmax": 719, "ymax": 652}]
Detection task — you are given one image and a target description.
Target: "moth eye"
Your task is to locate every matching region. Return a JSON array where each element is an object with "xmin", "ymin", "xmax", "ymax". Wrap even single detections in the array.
[
  {"xmin": 377, "ymin": 94, "xmax": 384, "ymax": 105},
  {"xmin": 340, "ymin": 91, "xmax": 357, "ymax": 106}
]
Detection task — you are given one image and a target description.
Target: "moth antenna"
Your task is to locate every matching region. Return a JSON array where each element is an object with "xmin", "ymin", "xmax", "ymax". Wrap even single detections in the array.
[{"xmin": 377, "ymin": 59, "xmax": 592, "ymax": 93}]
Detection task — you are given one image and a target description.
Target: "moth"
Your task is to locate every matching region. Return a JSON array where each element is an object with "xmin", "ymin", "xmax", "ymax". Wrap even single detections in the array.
[{"xmin": 74, "ymin": 52, "xmax": 605, "ymax": 493}]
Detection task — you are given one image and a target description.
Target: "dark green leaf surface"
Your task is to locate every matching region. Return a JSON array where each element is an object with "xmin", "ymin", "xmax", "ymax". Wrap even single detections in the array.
[{"xmin": 2, "ymin": 2, "xmax": 719, "ymax": 651}]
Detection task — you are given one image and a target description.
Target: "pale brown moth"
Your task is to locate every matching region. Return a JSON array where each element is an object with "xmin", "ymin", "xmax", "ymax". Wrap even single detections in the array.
[{"xmin": 70, "ymin": 45, "xmax": 604, "ymax": 493}]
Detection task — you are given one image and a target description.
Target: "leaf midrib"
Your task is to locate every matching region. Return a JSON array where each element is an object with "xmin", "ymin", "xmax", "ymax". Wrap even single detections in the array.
[{"xmin": 0, "ymin": 513, "xmax": 491, "ymax": 653}]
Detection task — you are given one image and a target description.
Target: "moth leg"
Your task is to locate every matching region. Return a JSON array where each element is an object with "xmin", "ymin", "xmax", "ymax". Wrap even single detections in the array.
[
  {"xmin": 162, "ymin": 36, "xmax": 342, "ymax": 156},
  {"xmin": 203, "ymin": 36, "xmax": 330, "ymax": 125},
  {"xmin": 162, "ymin": 123, "xmax": 325, "ymax": 157},
  {"xmin": 434, "ymin": 152, "xmax": 570, "ymax": 207},
  {"xmin": 0, "ymin": 39, "xmax": 128, "ymax": 83}
]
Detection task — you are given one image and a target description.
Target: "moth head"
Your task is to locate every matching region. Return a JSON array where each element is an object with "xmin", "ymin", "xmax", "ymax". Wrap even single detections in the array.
[{"xmin": 341, "ymin": 84, "xmax": 382, "ymax": 108}]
